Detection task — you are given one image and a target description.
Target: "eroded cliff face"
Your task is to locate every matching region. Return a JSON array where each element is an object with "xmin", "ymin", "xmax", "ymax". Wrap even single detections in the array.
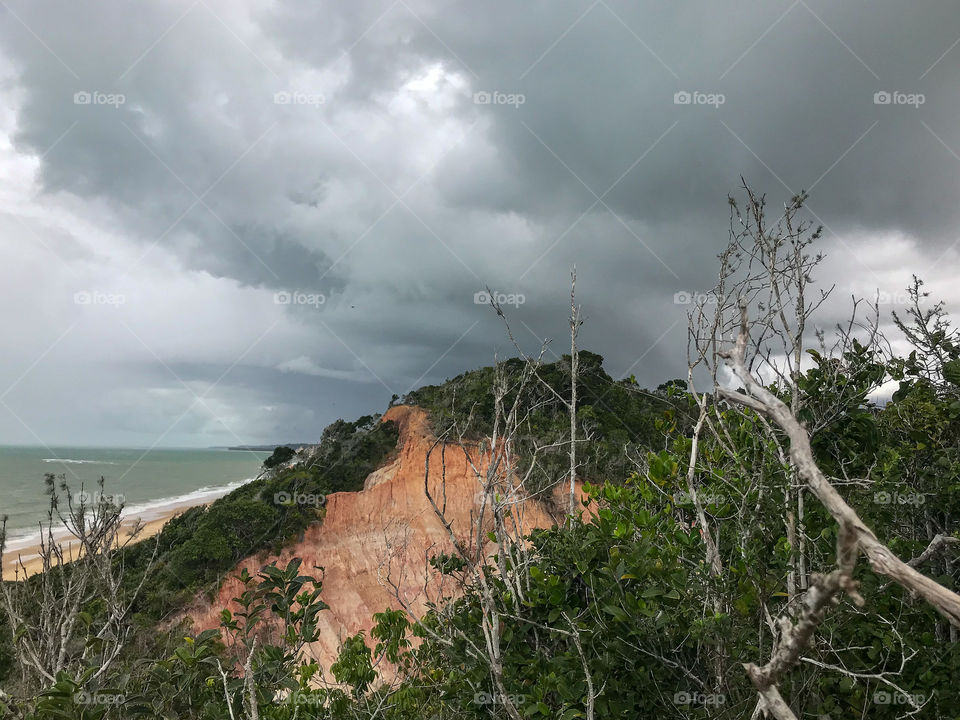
[{"xmin": 185, "ymin": 405, "xmax": 569, "ymax": 674}]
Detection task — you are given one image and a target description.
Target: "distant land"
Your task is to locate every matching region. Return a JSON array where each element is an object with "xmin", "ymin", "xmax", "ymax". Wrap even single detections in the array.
[{"xmin": 210, "ymin": 444, "xmax": 312, "ymax": 451}]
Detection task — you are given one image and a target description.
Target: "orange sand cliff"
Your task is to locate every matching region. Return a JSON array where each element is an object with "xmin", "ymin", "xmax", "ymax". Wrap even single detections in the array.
[{"xmin": 184, "ymin": 405, "xmax": 577, "ymax": 674}]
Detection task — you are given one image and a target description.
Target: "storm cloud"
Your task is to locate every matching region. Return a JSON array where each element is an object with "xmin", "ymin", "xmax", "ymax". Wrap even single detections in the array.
[{"xmin": 1, "ymin": 0, "xmax": 960, "ymax": 446}]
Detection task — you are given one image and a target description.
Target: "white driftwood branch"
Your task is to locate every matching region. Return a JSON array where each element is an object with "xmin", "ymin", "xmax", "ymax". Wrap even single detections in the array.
[
  {"xmin": 719, "ymin": 303, "xmax": 960, "ymax": 629},
  {"xmin": 718, "ymin": 303, "xmax": 960, "ymax": 718}
]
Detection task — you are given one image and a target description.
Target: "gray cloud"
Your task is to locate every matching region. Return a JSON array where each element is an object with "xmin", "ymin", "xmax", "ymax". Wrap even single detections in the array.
[{"xmin": 1, "ymin": 0, "xmax": 960, "ymax": 445}]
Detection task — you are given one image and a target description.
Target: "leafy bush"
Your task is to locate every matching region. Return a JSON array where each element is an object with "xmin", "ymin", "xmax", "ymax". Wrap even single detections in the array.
[{"xmin": 263, "ymin": 446, "xmax": 297, "ymax": 469}]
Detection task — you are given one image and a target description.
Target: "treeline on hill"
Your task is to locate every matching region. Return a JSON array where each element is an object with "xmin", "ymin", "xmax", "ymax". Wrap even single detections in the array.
[
  {"xmin": 0, "ymin": 352, "xmax": 685, "ymax": 689},
  {"xmin": 118, "ymin": 352, "xmax": 685, "ymax": 623},
  {"xmin": 402, "ymin": 350, "xmax": 693, "ymax": 499},
  {"xmin": 0, "ymin": 352, "xmax": 690, "ymax": 710}
]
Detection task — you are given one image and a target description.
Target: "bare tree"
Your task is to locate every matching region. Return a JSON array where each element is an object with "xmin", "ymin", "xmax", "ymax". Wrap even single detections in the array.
[
  {"xmin": 418, "ymin": 346, "xmax": 551, "ymax": 720},
  {"xmin": 568, "ymin": 268, "xmax": 582, "ymax": 517},
  {"xmin": 690, "ymin": 183, "xmax": 960, "ymax": 719},
  {"xmin": 892, "ymin": 275, "xmax": 960, "ymax": 387},
  {"xmin": 0, "ymin": 474, "xmax": 157, "ymax": 694}
]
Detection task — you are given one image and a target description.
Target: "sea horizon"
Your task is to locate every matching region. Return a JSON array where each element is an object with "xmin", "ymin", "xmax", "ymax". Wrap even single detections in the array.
[
  {"xmin": 0, "ymin": 445, "xmax": 271, "ymax": 547},
  {"xmin": 0, "ymin": 443, "xmax": 287, "ymax": 451}
]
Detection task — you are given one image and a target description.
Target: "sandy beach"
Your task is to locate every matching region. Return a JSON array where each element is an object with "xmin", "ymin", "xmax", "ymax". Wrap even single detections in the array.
[{"xmin": 1, "ymin": 500, "xmax": 203, "ymax": 579}]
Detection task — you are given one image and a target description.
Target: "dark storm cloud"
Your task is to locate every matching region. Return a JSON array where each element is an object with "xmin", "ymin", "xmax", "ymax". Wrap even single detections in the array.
[
  {"xmin": 266, "ymin": 0, "xmax": 960, "ymax": 242},
  {"xmin": 2, "ymin": 0, "xmax": 344, "ymax": 293},
  {"xmin": 2, "ymin": 0, "xmax": 959, "ymax": 444}
]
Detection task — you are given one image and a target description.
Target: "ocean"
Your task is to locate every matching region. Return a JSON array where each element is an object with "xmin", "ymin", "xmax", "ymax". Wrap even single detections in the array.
[{"xmin": 0, "ymin": 445, "xmax": 270, "ymax": 549}]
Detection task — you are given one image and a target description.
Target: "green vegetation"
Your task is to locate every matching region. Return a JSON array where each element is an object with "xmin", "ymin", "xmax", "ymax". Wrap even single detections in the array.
[
  {"xmin": 78, "ymin": 351, "xmax": 684, "ymax": 633},
  {"xmin": 262, "ymin": 446, "xmax": 297, "ymax": 469}
]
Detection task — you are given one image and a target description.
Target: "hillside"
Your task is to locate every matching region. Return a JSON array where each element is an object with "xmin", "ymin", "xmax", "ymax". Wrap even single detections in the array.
[
  {"xmin": 114, "ymin": 351, "xmax": 683, "ymax": 625},
  {"xmin": 183, "ymin": 405, "xmax": 583, "ymax": 675}
]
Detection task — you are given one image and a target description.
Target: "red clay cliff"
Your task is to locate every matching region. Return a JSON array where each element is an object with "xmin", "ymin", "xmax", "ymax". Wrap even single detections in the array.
[{"xmin": 185, "ymin": 405, "xmax": 573, "ymax": 675}]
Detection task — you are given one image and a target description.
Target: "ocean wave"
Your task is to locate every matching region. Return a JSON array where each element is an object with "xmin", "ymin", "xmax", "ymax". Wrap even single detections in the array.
[
  {"xmin": 120, "ymin": 477, "xmax": 259, "ymax": 521},
  {"xmin": 2, "ymin": 476, "xmax": 260, "ymax": 553},
  {"xmin": 42, "ymin": 458, "xmax": 118, "ymax": 465}
]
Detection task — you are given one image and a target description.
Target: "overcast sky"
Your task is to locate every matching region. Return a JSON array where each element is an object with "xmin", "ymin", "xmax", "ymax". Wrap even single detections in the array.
[{"xmin": 1, "ymin": 0, "xmax": 960, "ymax": 447}]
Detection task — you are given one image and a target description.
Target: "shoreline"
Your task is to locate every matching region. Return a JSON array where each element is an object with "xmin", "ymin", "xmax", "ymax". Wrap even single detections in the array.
[
  {"xmin": 2, "ymin": 475, "xmax": 261, "ymax": 578},
  {"xmin": 2, "ymin": 498, "xmax": 206, "ymax": 579}
]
